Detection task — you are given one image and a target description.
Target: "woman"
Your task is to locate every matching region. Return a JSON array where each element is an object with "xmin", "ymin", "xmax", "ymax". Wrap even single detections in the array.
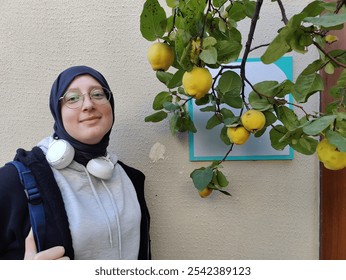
[{"xmin": 0, "ymin": 66, "xmax": 150, "ymax": 260}]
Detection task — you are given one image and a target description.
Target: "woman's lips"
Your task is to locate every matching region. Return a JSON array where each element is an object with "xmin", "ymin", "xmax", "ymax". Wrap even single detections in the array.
[{"xmin": 80, "ymin": 116, "xmax": 101, "ymax": 122}]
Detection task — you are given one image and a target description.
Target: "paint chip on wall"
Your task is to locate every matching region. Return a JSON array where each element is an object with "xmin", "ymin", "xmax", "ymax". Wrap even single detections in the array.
[{"xmin": 149, "ymin": 142, "xmax": 166, "ymax": 162}]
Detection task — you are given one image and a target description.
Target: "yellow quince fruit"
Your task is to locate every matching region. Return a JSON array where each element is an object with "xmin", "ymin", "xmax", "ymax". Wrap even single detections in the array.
[
  {"xmin": 316, "ymin": 138, "xmax": 346, "ymax": 170},
  {"xmin": 182, "ymin": 67, "xmax": 213, "ymax": 99},
  {"xmin": 227, "ymin": 126, "xmax": 250, "ymax": 145},
  {"xmin": 199, "ymin": 187, "xmax": 213, "ymax": 198},
  {"xmin": 241, "ymin": 109, "xmax": 266, "ymax": 133},
  {"xmin": 147, "ymin": 42, "xmax": 174, "ymax": 71}
]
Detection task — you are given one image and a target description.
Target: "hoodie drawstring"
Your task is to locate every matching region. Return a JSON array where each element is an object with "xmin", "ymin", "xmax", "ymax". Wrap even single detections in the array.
[
  {"xmin": 83, "ymin": 166, "xmax": 122, "ymax": 259},
  {"xmin": 101, "ymin": 180, "xmax": 122, "ymax": 259}
]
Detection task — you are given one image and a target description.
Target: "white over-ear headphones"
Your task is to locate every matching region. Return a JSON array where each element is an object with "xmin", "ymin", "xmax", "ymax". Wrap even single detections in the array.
[{"xmin": 45, "ymin": 139, "xmax": 115, "ymax": 180}]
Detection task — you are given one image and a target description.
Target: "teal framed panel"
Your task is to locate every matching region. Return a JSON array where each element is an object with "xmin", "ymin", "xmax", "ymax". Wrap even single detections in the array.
[{"xmin": 188, "ymin": 56, "xmax": 294, "ymax": 161}]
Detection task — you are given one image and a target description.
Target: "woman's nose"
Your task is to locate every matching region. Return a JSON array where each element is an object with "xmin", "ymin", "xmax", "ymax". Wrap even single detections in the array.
[{"xmin": 81, "ymin": 94, "xmax": 95, "ymax": 111}]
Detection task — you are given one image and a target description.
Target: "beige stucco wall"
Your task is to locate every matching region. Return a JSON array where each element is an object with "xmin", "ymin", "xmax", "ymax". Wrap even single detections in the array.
[{"xmin": 0, "ymin": 0, "xmax": 319, "ymax": 259}]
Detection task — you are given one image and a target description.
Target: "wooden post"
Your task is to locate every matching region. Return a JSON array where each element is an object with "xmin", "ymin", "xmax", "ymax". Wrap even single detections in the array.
[{"xmin": 319, "ymin": 10, "xmax": 346, "ymax": 259}]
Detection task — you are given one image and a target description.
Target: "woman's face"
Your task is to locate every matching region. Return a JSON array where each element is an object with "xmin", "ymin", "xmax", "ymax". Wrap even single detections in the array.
[{"xmin": 61, "ymin": 75, "xmax": 113, "ymax": 145}]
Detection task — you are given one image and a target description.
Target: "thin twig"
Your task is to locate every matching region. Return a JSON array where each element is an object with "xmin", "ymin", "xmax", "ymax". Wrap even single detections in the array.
[
  {"xmin": 244, "ymin": 77, "xmax": 312, "ymax": 118},
  {"xmin": 313, "ymin": 41, "xmax": 346, "ymax": 68},
  {"xmin": 167, "ymin": 8, "xmax": 178, "ymax": 38},
  {"xmin": 219, "ymin": 144, "xmax": 235, "ymax": 163},
  {"xmin": 250, "ymin": 43, "xmax": 270, "ymax": 52},
  {"xmin": 276, "ymin": 0, "xmax": 288, "ymax": 24},
  {"xmin": 336, "ymin": 0, "xmax": 346, "ymax": 13}
]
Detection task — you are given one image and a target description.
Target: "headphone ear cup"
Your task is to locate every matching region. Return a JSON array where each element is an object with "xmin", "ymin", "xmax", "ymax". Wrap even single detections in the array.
[
  {"xmin": 46, "ymin": 139, "xmax": 75, "ymax": 169},
  {"xmin": 87, "ymin": 157, "xmax": 114, "ymax": 180}
]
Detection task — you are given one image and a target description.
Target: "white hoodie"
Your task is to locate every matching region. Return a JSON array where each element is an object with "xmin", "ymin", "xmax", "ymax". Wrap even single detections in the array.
[{"xmin": 38, "ymin": 136, "xmax": 141, "ymax": 260}]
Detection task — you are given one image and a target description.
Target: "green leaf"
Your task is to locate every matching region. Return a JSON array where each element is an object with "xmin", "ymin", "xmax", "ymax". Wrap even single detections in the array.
[
  {"xmin": 169, "ymin": 112, "xmax": 190, "ymax": 134},
  {"xmin": 153, "ymin": 91, "xmax": 172, "ymax": 110},
  {"xmin": 293, "ymin": 73, "xmax": 324, "ymax": 103},
  {"xmin": 183, "ymin": 115, "xmax": 197, "ymax": 133},
  {"xmin": 223, "ymin": 117, "xmax": 239, "ymax": 126},
  {"xmin": 244, "ymin": 0, "xmax": 256, "ymax": 18},
  {"xmin": 173, "ymin": 112, "xmax": 197, "ymax": 133},
  {"xmin": 276, "ymin": 106, "xmax": 300, "ymax": 131},
  {"xmin": 218, "ymin": 71, "xmax": 242, "ymax": 94},
  {"xmin": 269, "ymin": 125, "xmax": 290, "ymax": 150},
  {"xmin": 336, "ymin": 68, "xmax": 346, "ymax": 87},
  {"xmin": 218, "ymin": 18, "xmax": 227, "ymax": 33},
  {"xmin": 166, "ymin": 0, "xmax": 179, "ymax": 8},
  {"xmin": 202, "ymin": 36, "xmax": 217, "ymax": 48},
  {"xmin": 190, "ymin": 167, "xmax": 214, "ymax": 191},
  {"xmin": 254, "ymin": 80, "xmax": 279, "ymax": 95},
  {"xmin": 140, "ymin": 0, "xmax": 167, "ymax": 41},
  {"xmin": 273, "ymin": 80, "xmax": 295, "ymax": 98},
  {"xmin": 220, "ymin": 108, "xmax": 235, "ymax": 119},
  {"xmin": 326, "ymin": 130, "xmax": 346, "ymax": 152},
  {"xmin": 176, "ymin": 0, "xmax": 206, "ymax": 37},
  {"xmin": 163, "ymin": 102, "xmax": 179, "ymax": 112},
  {"xmin": 216, "ymin": 39, "xmax": 242, "ymax": 64},
  {"xmin": 261, "ymin": 32, "xmax": 291, "ymax": 64},
  {"xmin": 324, "ymin": 62, "xmax": 335, "ymax": 75},
  {"xmin": 337, "ymin": 112, "xmax": 346, "ymax": 121},
  {"xmin": 288, "ymin": 29, "xmax": 307, "ymax": 54},
  {"xmin": 223, "ymin": 93, "xmax": 243, "ymax": 109},
  {"xmin": 304, "ymin": 13, "xmax": 346, "ymax": 28},
  {"xmin": 301, "ymin": 59, "xmax": 324, "ymax": 75},
  {"xmin": 169, "ymin": 113, "xmax": 178, "ymax": 135},
  {"xmin": 248, "ymin": 91, "xmax": 272, "ymax": 111},
  {"xmin": 301, "ymin": 1, "xmax": 325, "ymax": 17},
  {"xmin": 145, "ymin": 111, "xmax": 168, "ymax": 122},
  {"xmin": 212, "ymin": 0, "xmax": 227, "ymax": 8},
  {"xmin": 216, "ymin": 170, "xmax": 229, "ymax": 188},
  {"xmin": 195, "ymin": 94, "xmax": 210, "ymax": 106},
  {"xmin": 200, "ymin": 105, "xmax": 216, "ymax": 112},
  {"xmin": 218, "ymin": 71, "xmax": 242, "ymax": 108},
  {"xmin": 220, "ymin": 126, "xmax": 231, "ymax": 145},
  {"xmin": 302, "ymin": 115, "xmax": 336, "ymax": 135},
  {"xmin": 290, "ymin": 136, "xmax": 318, "ymax": 155},
  {"xmin": 167, "ymin": 70, "xmax": 184, "ymax": 89},
  {"xmin": 261, "ymin": 9, "xmax": 313, "ymax": 64},
  {"xmin": 156, "ymin": 71, "xmax": 173, "ymax": 85},
  {"xmin": 263, "ymin": 110, "xmax": 277, "ymax": 126},
  {"xmin": 199, "ymin": 47, "xmax": 218, "ymax": 64},
  {"xmin": 228, "ymin": 2, "xmax": 247, "ymax": 22},
  {"xmin": 335, "ymin": 117, "xmax": 346, "ymax": 138},
  {"xmin": 206, "ymin": 114, "xmax": 222, "ymax": 129},
  {"xmin": 175, "ymin": 30, "xmax": 193, "ymax": 70}
]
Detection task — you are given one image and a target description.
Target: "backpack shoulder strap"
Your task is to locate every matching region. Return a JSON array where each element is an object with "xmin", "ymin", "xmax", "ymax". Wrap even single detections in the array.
[{"xmin": 7, "ymin": 160, "xmax": 46, "ymax": 252}]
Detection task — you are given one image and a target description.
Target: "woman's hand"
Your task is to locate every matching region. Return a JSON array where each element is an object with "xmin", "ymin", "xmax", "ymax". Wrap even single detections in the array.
[{"xmin": 24, "ymin": 229, "xmax": 70, "ymax": 260}]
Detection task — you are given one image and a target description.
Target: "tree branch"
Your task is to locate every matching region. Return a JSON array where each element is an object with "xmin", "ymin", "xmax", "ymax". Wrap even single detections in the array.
[{"xmin": 240, "ymin": 0, "xmax": 263, "ymax": 109}]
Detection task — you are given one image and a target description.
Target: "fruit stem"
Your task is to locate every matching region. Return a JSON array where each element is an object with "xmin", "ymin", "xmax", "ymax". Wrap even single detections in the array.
[{"xmin": 219, "ymin": 143, "xmax": 235, "ymax": 163}]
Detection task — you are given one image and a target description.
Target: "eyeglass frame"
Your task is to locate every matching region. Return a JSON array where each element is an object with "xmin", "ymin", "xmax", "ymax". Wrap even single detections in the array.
[{"xmin": 59, "ymin": 87, "xmax": 112, "ymax": 109}]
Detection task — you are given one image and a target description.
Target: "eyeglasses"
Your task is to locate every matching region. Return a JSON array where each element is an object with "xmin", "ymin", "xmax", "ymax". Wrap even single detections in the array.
[{"xmin": 59, "ymin": 87, "xmax": 111, "ymax": 109}]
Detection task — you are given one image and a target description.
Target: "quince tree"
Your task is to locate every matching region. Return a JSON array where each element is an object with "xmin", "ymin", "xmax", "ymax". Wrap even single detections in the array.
[{"xmin": 140, "ymin": 0, "xmax": 346, "ymax": 197}]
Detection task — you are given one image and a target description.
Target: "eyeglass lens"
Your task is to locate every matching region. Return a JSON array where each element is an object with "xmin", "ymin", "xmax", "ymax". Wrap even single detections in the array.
[{"xmin": 62, "ymin": 88, "xmax": 110, "ymax": 108}]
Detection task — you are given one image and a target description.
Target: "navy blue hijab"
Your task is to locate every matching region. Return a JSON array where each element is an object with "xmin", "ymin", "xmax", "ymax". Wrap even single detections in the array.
[{"xmin": 50, "ymin": 66, "xmax": 115, "ymax": 165}]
